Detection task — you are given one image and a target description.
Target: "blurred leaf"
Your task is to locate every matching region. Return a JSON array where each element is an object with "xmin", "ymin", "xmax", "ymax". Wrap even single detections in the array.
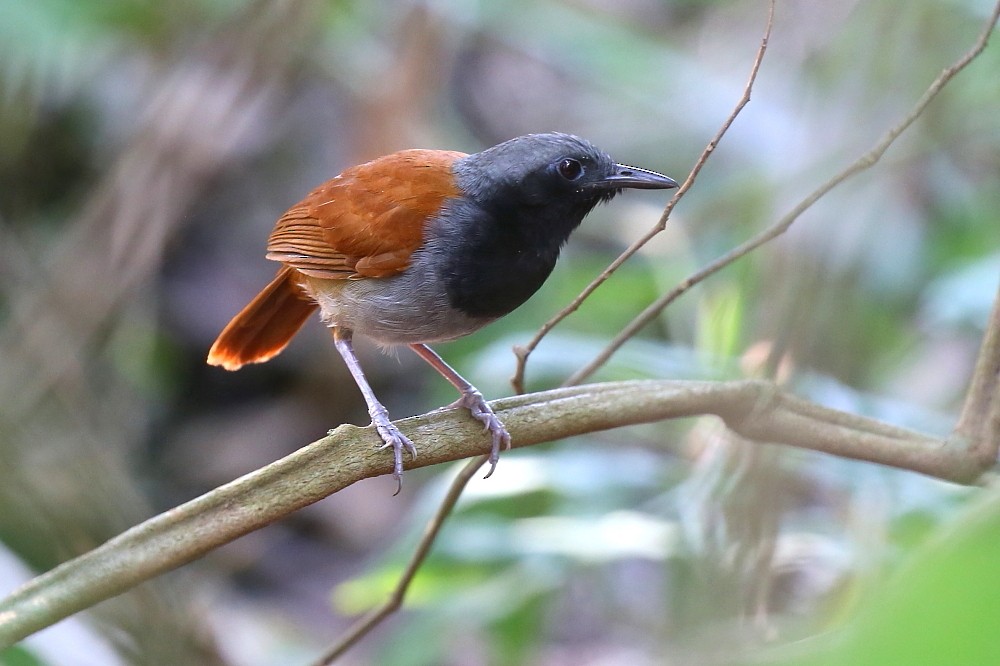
[
  {"xmin": 839, "ymin": 489, "xmax": 1000, "ymax": 664},
  {"xmin": 697, "ymin": 283, "xmax": 744, "ymax": 368},
  {"xmin": 0, "ymin": 645, "xmax": 45, "ymax": 666},
  {"xmin": 755, "ymin": 485, "xmax": 1000, "ymax": 666},
  {"xmin": 333, "ymin": 561, "xmax": 495, "ymax": 614},
  {"xmin": 0, "ymin": 645, "xmax": 43, "ymax": 666}
]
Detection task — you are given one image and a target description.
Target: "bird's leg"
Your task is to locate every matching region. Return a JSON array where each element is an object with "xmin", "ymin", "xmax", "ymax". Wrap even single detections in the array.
[
  {"xmin": 408, "ymin": 343, "xmax": 511, "ymax": 478},
  {"xmin": 333, "ymin": 328, "xmax": 416, "ymax": 493}
]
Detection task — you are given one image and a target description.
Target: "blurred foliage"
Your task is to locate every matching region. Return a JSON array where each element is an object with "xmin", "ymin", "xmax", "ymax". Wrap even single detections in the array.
[
  {"xmin": 0, "ymin": 0, "xmax": 998, "ymax": 664},
  {"xmin": 752, "ymin": 484, "xmax": 1000, "ymax": 666}
]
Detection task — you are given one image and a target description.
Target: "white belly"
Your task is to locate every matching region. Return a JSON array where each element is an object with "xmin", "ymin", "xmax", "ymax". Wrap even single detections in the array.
[{"xmin": 299, "ymin": 251, "xmax": 493, "ymax": 345}]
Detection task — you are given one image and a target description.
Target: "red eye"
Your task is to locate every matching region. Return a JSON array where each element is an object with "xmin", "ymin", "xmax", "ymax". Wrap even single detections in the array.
[{"xmin": 557, "ymin": 158, "xmax": 583, "ymax": 181}]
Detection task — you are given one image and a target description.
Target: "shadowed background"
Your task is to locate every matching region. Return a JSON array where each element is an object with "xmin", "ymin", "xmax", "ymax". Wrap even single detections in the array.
[{"xmin": 1, "ymin": 0, "xmax": 998, "ymax": 664}]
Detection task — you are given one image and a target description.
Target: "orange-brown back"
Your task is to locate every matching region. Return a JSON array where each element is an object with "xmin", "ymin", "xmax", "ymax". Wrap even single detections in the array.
[
  {"xmin": 209, "ymin": 148, "xmax": 466, "ymax": 370},
  {"xmin": 266, "ymin": 149, "xmax": 466, "ymax": 279}
]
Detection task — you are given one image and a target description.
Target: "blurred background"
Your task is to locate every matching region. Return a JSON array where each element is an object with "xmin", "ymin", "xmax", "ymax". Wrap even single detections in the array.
[{"xmin": 1, "ymin": 0, "xmax": 999, "ymax": 664}]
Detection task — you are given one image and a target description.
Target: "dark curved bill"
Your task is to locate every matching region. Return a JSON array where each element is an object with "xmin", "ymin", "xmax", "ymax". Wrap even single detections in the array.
[
  {"xmin": 593, "ymin": 164, "xmax": 679, "ymax": 190},
  {"xmin": 601, "ymin": 164, "xmax": 677, "ymax": 190}
]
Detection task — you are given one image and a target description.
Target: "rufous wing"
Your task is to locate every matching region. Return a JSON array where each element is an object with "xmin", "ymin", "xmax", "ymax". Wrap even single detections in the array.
[
  {"xmin": 265, "ymin": 149, "xmax": 466, "ymax": 279},
  {"xmin": 207, "ymin": 266, "xmax": 318, "ymax": 370},
  {"xmin": 209, "ymin": 148, "xmax": 466, "ymax": 370}
]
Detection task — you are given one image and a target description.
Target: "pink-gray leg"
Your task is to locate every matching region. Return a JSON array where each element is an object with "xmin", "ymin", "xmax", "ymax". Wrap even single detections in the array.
[
  {"xmin": 333, "ymin": 328, "xmax": 416, "ymax": 494},
  {"xmin": 408, "ymin": 343, "xmax": 511, "ymax": 478}
]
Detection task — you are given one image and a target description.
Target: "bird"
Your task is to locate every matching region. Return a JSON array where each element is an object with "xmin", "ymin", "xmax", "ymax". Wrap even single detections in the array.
[{"xmin": 207, "ymin": 132, "xmax": 677, "ymax": 491}]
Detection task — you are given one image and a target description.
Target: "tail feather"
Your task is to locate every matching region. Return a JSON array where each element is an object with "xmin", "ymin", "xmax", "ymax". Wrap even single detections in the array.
[{"xmin": 208, "ymin": 266, "xmax": 318, "ymax": 370}]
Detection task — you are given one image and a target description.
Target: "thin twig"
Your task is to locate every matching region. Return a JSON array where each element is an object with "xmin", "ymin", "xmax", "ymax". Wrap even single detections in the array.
[
  {"xmin": 565, "ymin": 0, "xmax": 1000, "ymax": 387},
  {"xmin": 510, "ymin": 0, "xmax": 776, "ymax": 394},
  {"xmin": 313, "ymin": 456, "xmax": 487, "ymax": 665}
]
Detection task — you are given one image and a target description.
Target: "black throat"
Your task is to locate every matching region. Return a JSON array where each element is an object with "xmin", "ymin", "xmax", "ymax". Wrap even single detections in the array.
[{"xmin": 436, "ymin": 196, "xmax": 599, "ymax": 319}]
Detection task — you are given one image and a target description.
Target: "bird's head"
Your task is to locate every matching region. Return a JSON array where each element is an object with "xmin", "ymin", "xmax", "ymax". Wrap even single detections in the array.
[
  {"xmin": 455, "ymin": 132, "xmax": 677, "ymax": 220},
  {"xmin": 433, "ymin": 133, "xmax": 678, "ymax": 319}
]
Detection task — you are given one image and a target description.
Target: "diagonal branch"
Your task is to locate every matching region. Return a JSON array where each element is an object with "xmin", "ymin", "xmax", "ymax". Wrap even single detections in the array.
[
  {"xmin": 0, "ymin": 378, "xmax": 987, "ymax": 649},
  {"xmin": 564, "ymin": 0, "xmax": 1000, "ymax": 387},
  {"xmin": 510, "ymin": 0, "xmax": 776, "ymax": 394},
  {"xmin": 311, "ymin": 456, "xmax": 488, "ymax": 665}
]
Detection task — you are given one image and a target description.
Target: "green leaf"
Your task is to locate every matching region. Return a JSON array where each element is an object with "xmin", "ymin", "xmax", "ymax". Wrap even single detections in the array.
[
  {"xmin": 697, "ymin": 283, "xmax": 744, "ymax": 366},
  {"xmin": 761, "ymin": 486, "xmax": 1000, "ymax": 666}
]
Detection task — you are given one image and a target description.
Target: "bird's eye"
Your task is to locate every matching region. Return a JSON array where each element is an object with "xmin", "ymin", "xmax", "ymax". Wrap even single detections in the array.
[{"xmin": 557, "ymin": 158, "xmax": 584, "ymax": 181}]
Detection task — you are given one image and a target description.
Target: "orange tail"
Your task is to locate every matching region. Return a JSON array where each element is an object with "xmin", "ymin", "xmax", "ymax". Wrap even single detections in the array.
[{"xmin": 208, "ymin": 266, "xmax": 318, "ymax": 370}]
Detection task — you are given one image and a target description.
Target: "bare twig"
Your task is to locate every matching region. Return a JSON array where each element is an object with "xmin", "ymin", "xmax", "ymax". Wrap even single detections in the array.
[
  {"xmin": 565, "ymin": 0, "xmax": 1000, "ymax": 387},
  {"xmin": 510, "ymin": 0, "xmax": 776, "ymax": 394},
  {"xmin": 312, "ymin": 456, "xmax": 487, "ymax": 665}
]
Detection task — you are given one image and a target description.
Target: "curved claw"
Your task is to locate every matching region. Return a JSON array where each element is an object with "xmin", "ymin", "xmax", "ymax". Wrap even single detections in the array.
[
  {"xmin": 372, "ymin": 419, "xmax": 417, "ymax": 494},
  {"xmin": 452, "ymin": 390, "xmax": 511, "ymax": 478}
]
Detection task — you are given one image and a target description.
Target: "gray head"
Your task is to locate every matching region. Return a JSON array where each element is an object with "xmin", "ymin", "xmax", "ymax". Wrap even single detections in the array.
[{"xmin": 454, "ymin": 132, "xmax": 677, "ymax": 210}]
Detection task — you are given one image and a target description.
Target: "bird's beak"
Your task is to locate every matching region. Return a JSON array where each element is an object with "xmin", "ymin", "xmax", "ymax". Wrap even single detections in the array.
[{"xmin": 591, "ymin": 164, "xmax": 679, "ymax": 190}]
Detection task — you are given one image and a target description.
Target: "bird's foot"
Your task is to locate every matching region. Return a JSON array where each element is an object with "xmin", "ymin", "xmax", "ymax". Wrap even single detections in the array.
[
  {"xmin": 370, "ymin": 410, "xmax": 417, "ymax": 495},
  {"xmin": 451, "ymin": 389, "xmax": 511, "ymax": 478}
]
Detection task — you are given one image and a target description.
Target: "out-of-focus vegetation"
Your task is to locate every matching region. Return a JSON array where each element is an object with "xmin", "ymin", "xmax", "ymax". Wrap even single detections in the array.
[{"xmin": 1, "ymin": 0, "xmax": 998, "ymax": 664}]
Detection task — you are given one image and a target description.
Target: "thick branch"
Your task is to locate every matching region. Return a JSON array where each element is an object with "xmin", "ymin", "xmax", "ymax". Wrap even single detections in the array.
[
  {"xmin": 0, "ymin": 379, "xmax": 984, "ymax": 647},
  {"xmin": 954, "ymin": 281, "xmax": 1000, "ymax": 462}
]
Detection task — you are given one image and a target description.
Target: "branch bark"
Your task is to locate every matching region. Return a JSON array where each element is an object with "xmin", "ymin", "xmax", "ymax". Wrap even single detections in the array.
[
  {"xmin": 1, "ymin": 378, "xmax": 994, "ymax": 648},
  {"xmin": 953, "ymin": 281, "xmax": 1000, "ymax": 464}
]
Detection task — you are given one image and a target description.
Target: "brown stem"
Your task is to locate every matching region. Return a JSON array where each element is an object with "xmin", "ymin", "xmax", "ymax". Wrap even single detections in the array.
[
  {"xmin": 509, "ymin": 0, "xmax": 776, "ymax": 394},
  {"xmin": 565, "ymin": 0, "xmax": 1000, "ymax": 386},
  {"xmin": 312, "ymin": 456, "xmax": 487, "ymax": 665},
  {"xmin": 953, "ymin": 281, "xmax": 1000, "ymax": 464}
]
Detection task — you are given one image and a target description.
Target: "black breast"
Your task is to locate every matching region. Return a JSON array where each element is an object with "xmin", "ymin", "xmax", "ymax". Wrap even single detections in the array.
[{"xmin": 435, "ymin": 199, "xmax": 577, "ymax": 319}]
